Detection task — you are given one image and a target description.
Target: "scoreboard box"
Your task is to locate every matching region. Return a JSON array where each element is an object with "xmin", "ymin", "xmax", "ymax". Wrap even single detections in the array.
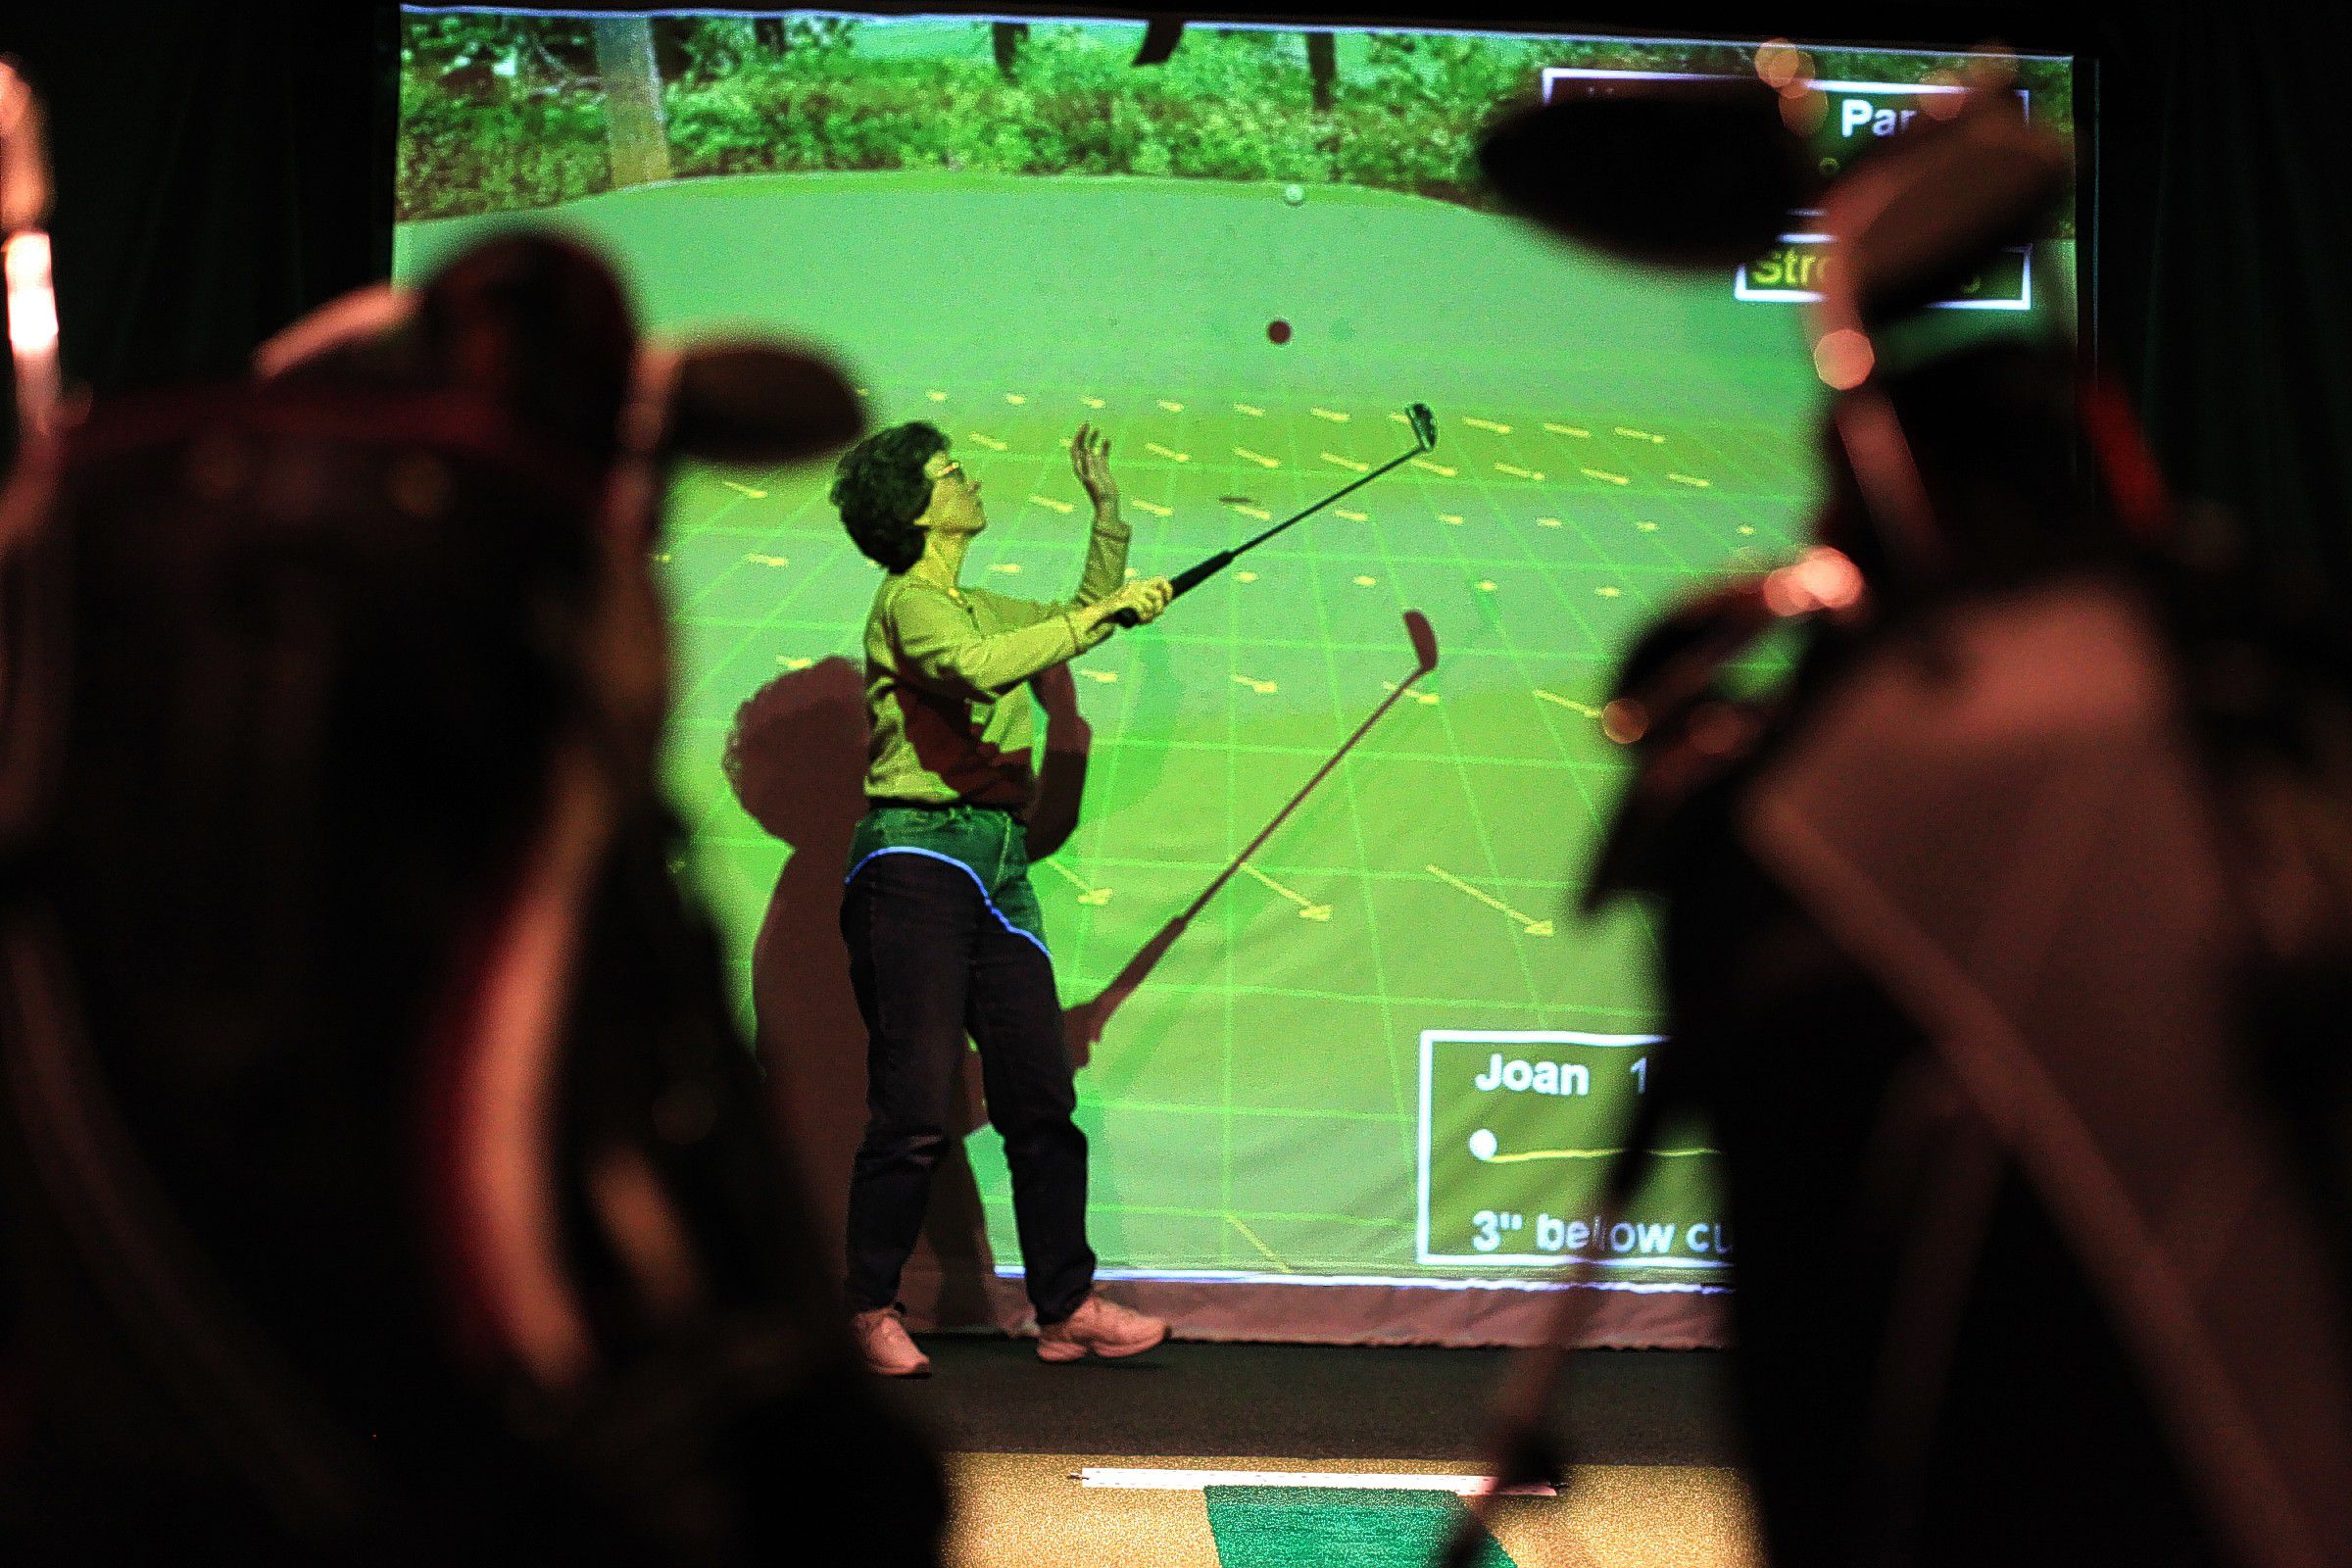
[
  {"xmin": 1736, "ymin": 233, "xmax": 2034, "ymax": 310},
  {"xmin": 1539, "ymin": 68, "xmax": 2038, "ymax": 313},
  {"xmin": 1416, "ymin": 1028, "xmax": 1730, "ymax": 1279}
]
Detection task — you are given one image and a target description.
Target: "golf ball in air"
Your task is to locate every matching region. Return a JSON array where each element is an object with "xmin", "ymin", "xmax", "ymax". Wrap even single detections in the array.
[
  {"xmin": 1469, "ymin": 1128, "xmax": 1499, "ymax": 1161},
  {"xmin": 1283, "ymin": 182, "xmax": 1305, "ymax": 206}
]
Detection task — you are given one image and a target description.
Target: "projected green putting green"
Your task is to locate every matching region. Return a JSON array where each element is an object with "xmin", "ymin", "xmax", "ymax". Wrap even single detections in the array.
[
  {"xmin": 404, "ymin": 166, "xmax": 1815, "ymax": 1284},
  {"xmin": 393, "ymin": 14, "xmax": 2077, "ymax": 1294}
]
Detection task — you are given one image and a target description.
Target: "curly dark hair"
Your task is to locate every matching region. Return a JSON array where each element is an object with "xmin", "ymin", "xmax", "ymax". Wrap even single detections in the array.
[{"xmin": 830, "ymin": 421, "xmax": 947, "ymax": 571}]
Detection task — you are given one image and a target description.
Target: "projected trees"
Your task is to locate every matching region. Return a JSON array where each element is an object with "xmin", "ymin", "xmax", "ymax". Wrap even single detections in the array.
[
  {"xmin": 399, "ymin": 17, "xmax": 1530, "ymax": 220},
  {"xmin": 397, "ymin": 15, "xmax": 2073, "ymax": 225}
]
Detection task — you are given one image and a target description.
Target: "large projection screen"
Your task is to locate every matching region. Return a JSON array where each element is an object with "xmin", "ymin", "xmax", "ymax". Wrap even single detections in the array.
[{"xmin": 396, "ymin": 10, "xmax": 2080, "ymax": 1345}]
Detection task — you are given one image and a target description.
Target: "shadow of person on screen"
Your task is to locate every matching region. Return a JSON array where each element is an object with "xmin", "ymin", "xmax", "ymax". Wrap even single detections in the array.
[
  {"xmin": 1024, "ymin": 662, "xmax": 1104, "ymax": 1070},
  {"xmin": 724, "ymin": 655, "xmax": 1000, "ymax": 1328}
]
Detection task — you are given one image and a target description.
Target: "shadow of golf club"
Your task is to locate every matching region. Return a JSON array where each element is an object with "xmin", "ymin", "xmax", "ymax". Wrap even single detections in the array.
[{"xmin": 1064, "ymin": 609, "xmax": 1441, "ymax": 1061}]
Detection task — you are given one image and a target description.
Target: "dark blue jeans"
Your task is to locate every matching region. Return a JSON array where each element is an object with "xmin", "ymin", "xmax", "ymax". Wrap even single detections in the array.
[{"xmin": 839, "ymin": 804, "xmax": 1096, "ymax": 1323}]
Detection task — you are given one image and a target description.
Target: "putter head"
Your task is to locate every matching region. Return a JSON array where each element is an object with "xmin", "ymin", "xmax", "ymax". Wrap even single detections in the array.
[
  {"xmin": 1478, "ymin": 76, "xmax": 1818, "ymax": 270},
  {"xmin": 1403, "ymin": 609, "xmax": 1440, "ymax": 674},
  {"xmin": 1408, "ymin": 402, "xmax": 1437, "ymax": 453}
]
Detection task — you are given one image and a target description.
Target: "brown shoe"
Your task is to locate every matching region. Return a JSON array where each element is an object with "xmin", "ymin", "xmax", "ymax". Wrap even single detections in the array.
[
  {"xmin": 851, "ymin": 1306, "xmax": 932, "ymax": 1378},
  {"xmin": 1036, "ymin": 1292, "xmax": 1169, "ymax": 1363}
]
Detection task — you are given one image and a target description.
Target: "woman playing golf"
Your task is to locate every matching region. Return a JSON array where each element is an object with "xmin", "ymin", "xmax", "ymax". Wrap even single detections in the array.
[{"xmin": 828, "ymin": 420, "xmax": 1172, "ymax": 1376}]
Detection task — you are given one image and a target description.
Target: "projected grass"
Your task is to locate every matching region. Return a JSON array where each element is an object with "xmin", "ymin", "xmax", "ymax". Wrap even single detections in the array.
[{"xmin": 398, "ymin": 166, "xmax": 1836, "ymax": 1284}]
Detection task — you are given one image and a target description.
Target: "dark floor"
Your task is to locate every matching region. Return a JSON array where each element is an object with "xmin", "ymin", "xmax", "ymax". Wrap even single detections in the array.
[{"xmin": 884, "ymin": 1338, "xmax": 1743, "ymax": 1467}]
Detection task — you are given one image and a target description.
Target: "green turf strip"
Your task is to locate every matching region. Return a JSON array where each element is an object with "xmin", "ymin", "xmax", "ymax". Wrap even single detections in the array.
[{"xmin": 1202, "ymin": 1486, "xmax": 1513, "ymax": 1567}]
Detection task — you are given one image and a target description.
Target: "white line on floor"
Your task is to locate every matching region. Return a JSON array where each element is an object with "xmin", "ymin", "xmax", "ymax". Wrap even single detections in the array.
[{"xmin": 1074, "ymin": 1468, "xmax": 1556, "ymax": 1495}]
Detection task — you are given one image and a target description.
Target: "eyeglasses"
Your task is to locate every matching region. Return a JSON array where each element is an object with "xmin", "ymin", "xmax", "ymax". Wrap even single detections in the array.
[{"xmin": 927, "ymin": 458, "xmax": 967, "ymax": 483}]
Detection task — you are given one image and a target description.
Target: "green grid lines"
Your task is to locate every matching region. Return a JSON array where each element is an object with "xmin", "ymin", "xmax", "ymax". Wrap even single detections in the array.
[{"xmin": 659, "ymin": 380, "xmax": 1813, "ymax": 1280}]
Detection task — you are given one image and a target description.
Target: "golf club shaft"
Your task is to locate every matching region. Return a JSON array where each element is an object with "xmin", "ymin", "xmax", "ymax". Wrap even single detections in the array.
[
  {"xmin": 1111, "ymin": 425, "xmax": 1431, "ymax": 626},
  {"xmin": 1230, "ymin": 444, "xmax": 1421, "ymax": 556}
]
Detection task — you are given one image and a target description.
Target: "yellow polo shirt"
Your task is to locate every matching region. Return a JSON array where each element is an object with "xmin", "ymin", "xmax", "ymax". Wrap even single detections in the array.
[{"xmin": 860, "ymin": 517, "xmax": 1130, "ymax": 808}]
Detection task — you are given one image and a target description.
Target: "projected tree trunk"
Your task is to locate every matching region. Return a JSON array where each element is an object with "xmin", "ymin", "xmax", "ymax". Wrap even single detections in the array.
[
  {"xmin": 993, "ymin": 22, "xmax": 1029, "ymax": 82},
  {"xmin": 592, "ymin": 17, "xmax": 671, "ymax": 188},
  {"xmin": 1307, "ymin": 31, "xmax": 1337, "ymax": 113}
]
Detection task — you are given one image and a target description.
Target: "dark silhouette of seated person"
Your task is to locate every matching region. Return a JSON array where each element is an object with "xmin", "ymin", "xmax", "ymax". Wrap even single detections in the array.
[{"xmin": 0, "ymin": 234, "xmax": 941, "ymax": 1562}]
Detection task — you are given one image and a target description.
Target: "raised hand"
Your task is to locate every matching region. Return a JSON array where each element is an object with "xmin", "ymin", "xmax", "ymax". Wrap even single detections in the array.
[{"xmin": 1070, "ymin": 422, "xmax": 1118, "ymax": 512}]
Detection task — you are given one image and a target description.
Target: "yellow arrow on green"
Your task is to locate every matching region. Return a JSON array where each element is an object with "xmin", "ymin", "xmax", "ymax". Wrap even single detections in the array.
[
  {"xmin": 1244, "ymin": 864, "xmax": 1332, "ymax": 921},
  {"xmin": 1535, "ymin": 689, "xmax": 1603, "ymax": 719},
  {"xmin": 1042, "ymin": 858, "xmax": 1112, "ymax": 906},
  {"xmin": 1424, "ymin": 863, "xmax": 1553, "ymax": 936}
]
